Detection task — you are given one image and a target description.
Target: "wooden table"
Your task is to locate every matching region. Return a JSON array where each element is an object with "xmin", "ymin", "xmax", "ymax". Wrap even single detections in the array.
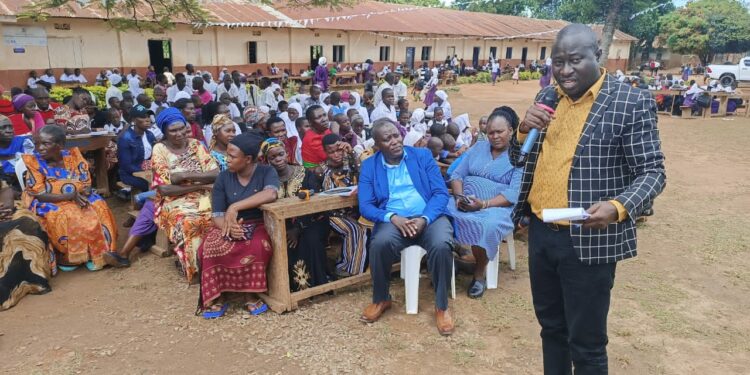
[
  {"xmin": 332, "ymin": 71, "xmax": 357, "ymax": 85},
  {"xmin": 289, "ymin": 76, "xmax": 312, "ymax": 86},
  {"xmin": 260, "ymin": 193, "xmax": 376, "ymax": 313},
  {"xmin": 710, "ymin": 92, "xmax": 732, "ymax": 117},
  {"xmin": 730, "ymin": 93, "xmax": 750, "ymax": 117},
  {"xmin": 65, "ymin": 133, "xmax": 115, "ymax": 197},
  {"xmin": 650, "ymin": 89, "xmax": 685, "ymax": 116}
]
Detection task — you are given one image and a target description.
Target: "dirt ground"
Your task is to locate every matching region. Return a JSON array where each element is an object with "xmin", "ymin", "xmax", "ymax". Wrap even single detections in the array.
[{"xmin": 2, "ymin": 80, "xmax": 750, "ymax": 374}]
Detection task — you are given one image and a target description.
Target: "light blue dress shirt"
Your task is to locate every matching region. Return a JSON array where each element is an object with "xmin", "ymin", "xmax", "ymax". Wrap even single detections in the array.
[{"xmin": 382, "ymin": 153, "xmax": 429, "ymax": 223}]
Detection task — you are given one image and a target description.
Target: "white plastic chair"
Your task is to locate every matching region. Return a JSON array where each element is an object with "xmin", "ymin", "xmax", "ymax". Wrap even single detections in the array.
[
  {"xmin": 486, "ymin": 233, "xmax": 516, "ymax": 289},
  {"xmin": 400, "ymin": 246, "xmax": 456, "ymax": 315}
]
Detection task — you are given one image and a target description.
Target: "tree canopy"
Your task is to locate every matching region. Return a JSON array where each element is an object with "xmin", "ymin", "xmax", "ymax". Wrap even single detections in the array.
[
  {"xmin": 17, "ymin": 0, "xmax": 357, "ymax": 32},
  {"xmin": 659, "ymin": 0, "xmax": 750, "ymax": 65}
]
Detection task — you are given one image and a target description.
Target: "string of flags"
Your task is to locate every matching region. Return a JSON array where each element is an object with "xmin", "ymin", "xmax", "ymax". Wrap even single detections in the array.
[
  {"xmin": 367, "ymin": 28, "xmax": 560, "ymax": 42},
  {"xmin": 195, "ymin": 6, "xmax": 423, "ymax": 29},
  {"xmin": 629, "ymin": 2, "xmax": 670, "ymax": 20}
]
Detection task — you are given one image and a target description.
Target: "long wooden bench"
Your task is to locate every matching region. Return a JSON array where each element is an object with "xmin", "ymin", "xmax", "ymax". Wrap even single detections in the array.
[{"xmin": 259, "ymin": 193, "xmax": 394, "ymax": 313}]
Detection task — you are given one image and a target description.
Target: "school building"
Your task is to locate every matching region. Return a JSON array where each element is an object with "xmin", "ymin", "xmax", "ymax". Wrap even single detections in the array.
[{"xmin": 0, "ymin": 0, "xmax": 636, "ymax": 88}]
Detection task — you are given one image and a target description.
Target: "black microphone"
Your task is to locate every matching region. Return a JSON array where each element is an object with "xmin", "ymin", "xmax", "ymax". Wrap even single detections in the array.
[{"xmin": 518, "ymin": 89, "xmax": 559, "ymax": 164}]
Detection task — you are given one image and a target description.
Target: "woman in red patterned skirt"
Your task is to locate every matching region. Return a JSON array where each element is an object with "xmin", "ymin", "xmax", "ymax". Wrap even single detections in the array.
[{"xmin": 198, "ymin": 132, "xmax": 279, "ymax": 319}]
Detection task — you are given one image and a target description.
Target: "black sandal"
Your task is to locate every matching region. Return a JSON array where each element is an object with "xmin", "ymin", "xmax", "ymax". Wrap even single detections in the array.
[{"xmin": 104, "ymin": 252, "xmax": 131, "ymax": 268}]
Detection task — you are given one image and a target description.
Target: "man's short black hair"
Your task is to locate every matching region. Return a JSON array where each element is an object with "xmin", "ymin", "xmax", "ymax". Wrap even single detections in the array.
[{"xmin": 305, "ymin": 104, "xmax": 323, "ymax": 122}]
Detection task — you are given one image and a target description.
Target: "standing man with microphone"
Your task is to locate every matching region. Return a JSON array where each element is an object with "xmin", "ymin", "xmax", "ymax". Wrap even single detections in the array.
[{"xmin": 510, "ymin": 24, "xmax": 665, "ymax": 374}]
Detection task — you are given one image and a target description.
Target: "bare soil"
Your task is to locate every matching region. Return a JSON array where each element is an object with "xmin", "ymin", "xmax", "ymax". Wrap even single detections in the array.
[{"xmin": 2, "ymin": 80, "xmax": 749, "ymax": 374}]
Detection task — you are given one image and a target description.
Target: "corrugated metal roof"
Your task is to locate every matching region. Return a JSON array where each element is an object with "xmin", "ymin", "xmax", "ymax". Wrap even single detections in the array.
[{"xmin": 0, "ymin": 0, "xmax": 637, "ymax": 41}]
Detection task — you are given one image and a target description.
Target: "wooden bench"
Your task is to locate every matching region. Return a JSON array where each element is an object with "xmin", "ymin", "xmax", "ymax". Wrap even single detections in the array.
[
  {"xmin": 259, "ymin": 193, "xmax": 391, "ymax": 313},
  {"xmin": 680, "ymin": 106, "xmax": 696, "ymax": 119}
]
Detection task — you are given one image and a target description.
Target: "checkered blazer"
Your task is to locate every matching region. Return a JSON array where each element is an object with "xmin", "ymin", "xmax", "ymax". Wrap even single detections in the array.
[{"xmin": 510, "ymin": 74, "xmax": 666, "ymax": 265}]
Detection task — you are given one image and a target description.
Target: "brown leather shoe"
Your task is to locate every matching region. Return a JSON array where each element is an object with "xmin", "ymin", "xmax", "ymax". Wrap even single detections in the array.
[
  {"xmin": 360, "ymin": 301, "xmax": 392, "ymax": 323},
  {"xmin": 435, "ymin": 307, "xmax": 455, "ymax": 336}
]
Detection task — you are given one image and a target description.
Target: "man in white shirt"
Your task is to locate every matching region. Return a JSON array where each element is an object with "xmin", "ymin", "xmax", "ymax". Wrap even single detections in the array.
[
  {"xmin": 184, "ymin": 64, "xmax": 196, "ymax": 89},
  {"xmin": 166, "ymin": 73, "xmax": 192, "ymax": 104},
  {"xmin": 72, "ymin": 69, "xmax": 88, "ymax": 83},
  {"xmin": 216, "ymin": 75, "xmax": 240, "ymax": 103},
  {"xmin": 59, "ymin": 68, "xmax": 74, "ymax": 83},
  {"xmin": 232, "ymin": 72, "xmax": 248, "ymax": 107},
  {"xmin": 27, "ymin": 71, "xmax": 39, "ymax": 89},
  {"xmin": 392, "ymin": 72, "xmax": 408, "ymax": 101},
  {"xmin": 106, "ymin": 74, "xmax": 125, "ymax": 108},
  {"xmin": 370, "ymin": 88, "xmax": 398, "ymax": 123},
  {"xmin": 203, "ymin": 73, "xmax": 218, "ymax": 98},
  {"xmin": 126, "ymin": 69, "xmax": 140, "ymax": 82},
  {"xmin": 374, "ymin": 73, "xmax": 395, "ymax": 106},
  {"xmin": 39, "ymin": 69, "xmax": 56, "ymax": 87}
]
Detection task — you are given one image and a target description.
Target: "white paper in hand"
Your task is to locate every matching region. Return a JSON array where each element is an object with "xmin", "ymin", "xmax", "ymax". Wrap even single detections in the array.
[{"xmin": 542, "ymin": 208, "xmax": 591, "ymax": 223}]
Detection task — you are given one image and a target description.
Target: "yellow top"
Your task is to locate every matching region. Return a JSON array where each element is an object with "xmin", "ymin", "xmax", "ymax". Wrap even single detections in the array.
[{"xmin": 521, "ymin": 71, "xmax": 627, "ymax": 224}]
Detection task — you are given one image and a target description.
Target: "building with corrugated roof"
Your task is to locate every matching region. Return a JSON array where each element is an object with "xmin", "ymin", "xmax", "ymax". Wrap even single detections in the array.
[{"xmin": 0, "ymin": 0, "xmax": 636, "ymax": 87}]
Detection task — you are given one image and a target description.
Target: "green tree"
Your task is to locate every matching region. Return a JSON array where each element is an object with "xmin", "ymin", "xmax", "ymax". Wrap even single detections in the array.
[
  {"xmin": 659, "ymin": 0, "xmax": 750, "ymax": 65},
  {"xmin": 17, "ymin": 0, "xmax": 357, "ymax": 32},
  {"xmin": 453, "ymin": 0, "xmax": 669, "ymax": 67}
]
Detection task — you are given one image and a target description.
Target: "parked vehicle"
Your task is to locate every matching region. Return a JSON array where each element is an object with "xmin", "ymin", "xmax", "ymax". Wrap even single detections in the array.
[{"xmin": 706, "ymin": 57, "xmax": 750, "ymax": 87}]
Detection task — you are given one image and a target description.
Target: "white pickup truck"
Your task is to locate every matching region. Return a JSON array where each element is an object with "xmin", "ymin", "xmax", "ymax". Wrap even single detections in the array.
[{"xmin": 706, "ymin": 56, "xmax": 750, "ymax": 87}]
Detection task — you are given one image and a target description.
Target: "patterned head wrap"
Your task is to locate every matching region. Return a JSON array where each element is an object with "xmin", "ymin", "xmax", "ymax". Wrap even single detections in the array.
[
  {"xmin": 209, "ymin": 114, "xmax": 234, "ymax": 150},
  {"xmin": 243, "ymin": 106, "xmax": 259, "ymax": 125},
  {"xmin": 260, "ymin": 137, "xmax": 284, "ymax": 163}
]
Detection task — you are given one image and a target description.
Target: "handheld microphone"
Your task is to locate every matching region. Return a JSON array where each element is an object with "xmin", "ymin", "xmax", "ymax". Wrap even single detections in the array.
[{"xmin": 518, "ymin": 89, "xmax": 559, "ymax": 164}]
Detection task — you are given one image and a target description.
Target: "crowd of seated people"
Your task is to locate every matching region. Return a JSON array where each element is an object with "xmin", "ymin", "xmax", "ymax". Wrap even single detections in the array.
[{"xmin": 0, "ymin": 62, "xmax": 529, "ymax": 337}]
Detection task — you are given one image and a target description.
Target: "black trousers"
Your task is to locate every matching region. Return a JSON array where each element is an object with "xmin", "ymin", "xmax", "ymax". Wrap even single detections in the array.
[
  {"xmin": 369, "ymin": 216, "xmax": 453, "ymax": 310},
  {"xmin": 528, "ymin": 216, "xmax": 617, "ymax": 375}
]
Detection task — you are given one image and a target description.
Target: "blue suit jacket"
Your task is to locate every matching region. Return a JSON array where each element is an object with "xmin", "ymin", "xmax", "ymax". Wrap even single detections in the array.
[{"xmin": 358, "ymin": 146, "xmax": 449, "ymax": 224}]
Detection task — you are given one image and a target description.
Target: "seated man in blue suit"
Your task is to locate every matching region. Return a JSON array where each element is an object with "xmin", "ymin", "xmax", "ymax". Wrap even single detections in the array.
[{"xmin": 358, "ymin": 118, "xmax": 455, "ymax": 336}]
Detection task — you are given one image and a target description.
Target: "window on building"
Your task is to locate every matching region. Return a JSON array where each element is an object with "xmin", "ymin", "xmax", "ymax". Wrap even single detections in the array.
[
  {"xmin": 489, "ymin": 47, "xmax": 497, "ymax": 60},
  {"xmin": 379, "ymin": 46, "xmax": 390, "ymax": 61},
  {"xmin": 540, "ymin": 47, "xmax": 547, "ymax": 61},
  {"xmin": 248, "ymin": 41, "xmax": 257, "ymax": 64},
  {"xmin": 505, "ymin": 47, "xmax": 513, "ymax": 59},
  {"xmin": 333, "ymin": 45, "xmax": 345, "ymax": 63},
  {"xmin": 421, "ymin": 46, "xmax": 432, "ymax": 61}
]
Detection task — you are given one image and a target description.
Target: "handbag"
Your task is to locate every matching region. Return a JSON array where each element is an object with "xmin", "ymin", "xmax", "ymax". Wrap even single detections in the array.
[{"xmin": 696, "ymin": 93, "xmax": 711, "ymax": 108}]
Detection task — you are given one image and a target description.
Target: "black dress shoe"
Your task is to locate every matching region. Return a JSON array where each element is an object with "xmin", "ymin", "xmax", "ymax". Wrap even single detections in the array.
[{"xmin": 467, "ymin": 279, "xmax": 486, "ymax": 299}]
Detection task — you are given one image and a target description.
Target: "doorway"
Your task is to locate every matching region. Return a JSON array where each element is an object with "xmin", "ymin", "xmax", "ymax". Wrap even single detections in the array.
[
  {"xmin": 310, "ymin": 45, "xmax": 323, "ymax": 70},
  {"xmin": 472, "ymin": 47, "xmax": 480, "ymax": 68},
  {"xmin": 521, "ymin": 47, "xmax": 528, "ymax": 66},
  {"xmin": 405, "ymin": 47, "xmax": 415, "ymax": 70},
  {"xmin": 148, "ymin": 40, "xmax": 172, "ymax": 74}
]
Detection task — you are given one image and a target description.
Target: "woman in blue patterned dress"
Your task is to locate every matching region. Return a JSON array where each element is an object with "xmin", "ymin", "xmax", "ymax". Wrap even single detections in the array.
[{"xmin": 446, "ymin": 107, "xmax": 522, "ymax": 299}]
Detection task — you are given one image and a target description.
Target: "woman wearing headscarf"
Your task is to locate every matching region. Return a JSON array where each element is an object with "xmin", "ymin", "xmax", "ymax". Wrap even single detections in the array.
[
  {"xmin": 207, "ymin": 114, "xmax": 238, "ymax": 171},
  {"xmin": 197, "ymin": 132, "xmax": 278, "ymax": 318},
  {"xmin": 21, "ymin": 125, "xmax": 118, "ymax": 271},
  {"xmin": 422, "ymin": 66, "xmax": 440, "ymax": 105},
  {"xmin": 202, "ymin": 102, "xmax": 242, "ymax": 146},
  {"xmin": 426, "ymin": 90, "xmax": 452, "ymax": 121},
  {"xmin": 258, "ymin": 138, "xmax": 329, "ymax": 291},
  {"xmin": 151, "ymin": 107, "xmax": 219, "ymax": 283},
  {"xmin": 410, "ymin": 108, "xmax": 427, "ymax": 134},
  {"xmin": 314, "ymin": 57, "xmax": 329, "ymax": 92},
  {"xmin": 9, "ymin": 94, "xmax": 45, "ymax": 135},
  {"xmin": 347, "ymin": 91, "xmax": 371, "ymax": 127}
]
